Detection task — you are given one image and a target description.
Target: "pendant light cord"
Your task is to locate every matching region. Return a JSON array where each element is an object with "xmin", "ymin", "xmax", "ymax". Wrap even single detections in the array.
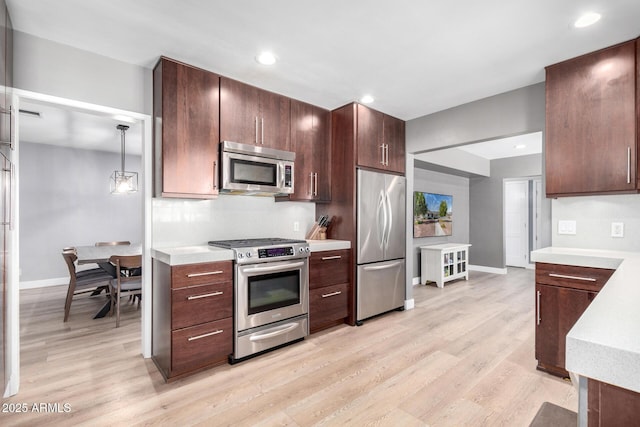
[{"xmin": 117, "ymin": 124, "xmax": 129, "ymax": 173}]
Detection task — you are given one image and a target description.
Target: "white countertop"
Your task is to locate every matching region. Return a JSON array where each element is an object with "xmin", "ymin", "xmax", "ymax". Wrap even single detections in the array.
[
  {"xmin": 306, "ymin": 239, "xmax": 351, "ymax": 251},
  {"xmin": 152, "ymin": 239, "xmax": 351, "ymax": 266},
  {"xmin": 151, "ymin": 245, "xmax": 234, "ymax": 266},
  {"xmin": 531, "ymin": 247, "xmax": 640, "ymax": 393}
]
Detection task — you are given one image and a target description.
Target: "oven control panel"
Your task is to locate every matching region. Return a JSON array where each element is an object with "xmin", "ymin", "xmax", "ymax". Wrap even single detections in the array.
[
  {"xmin": 258, "ymin": 246, "xmax": 294, "ymax": 258},
  {"xmin": 235, "ymin": 244, "xmax": 310, "ymax": 263}
]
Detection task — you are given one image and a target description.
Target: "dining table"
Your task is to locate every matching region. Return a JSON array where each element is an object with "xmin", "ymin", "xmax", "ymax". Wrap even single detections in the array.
[{"xmin": 74, "ymin": 243, "xmax": 142, "ymax": 319}]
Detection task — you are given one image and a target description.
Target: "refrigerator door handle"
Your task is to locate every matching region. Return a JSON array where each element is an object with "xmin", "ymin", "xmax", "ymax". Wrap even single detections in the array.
[
  {"xmin": 362, "ymin": 260, "xmax": 404, "ymax": 271},
  {"xmin": 377, "ymin": 190, "xmax": 387, "ymax": 249},
  {"xmin": 384, "ymin": 190, "xmax": 393, "ymax": 249}
]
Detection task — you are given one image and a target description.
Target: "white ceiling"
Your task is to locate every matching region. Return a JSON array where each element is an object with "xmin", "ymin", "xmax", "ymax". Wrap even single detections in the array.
[
  {"xmin": 6, "ymin": 0, "xmax": 640, "ymax": 122},
  {"xmin": 19, "ymin": 99, "xmax": 143, "ymax": 155},
  {"xmin": 457, "ymin": 132, "xmax": 542, "ymax": 160}
]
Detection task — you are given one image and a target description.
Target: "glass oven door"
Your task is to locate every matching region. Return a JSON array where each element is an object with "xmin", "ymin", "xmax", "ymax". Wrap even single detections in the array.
[{"xmin": 236, "ymin": 259, "xmax": 309, "ymax": 332}]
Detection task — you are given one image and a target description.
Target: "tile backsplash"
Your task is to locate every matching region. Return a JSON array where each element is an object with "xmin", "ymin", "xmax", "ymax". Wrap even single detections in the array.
[{"xmin": 152, "ymin": 195, "xmax": 316, "ymax": 248}]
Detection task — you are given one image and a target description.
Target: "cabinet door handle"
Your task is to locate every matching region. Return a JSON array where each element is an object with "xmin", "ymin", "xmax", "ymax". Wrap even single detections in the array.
[
  {"xmin": 380, "ymin": 144, "xmax": 385, "ymax": 165},
  {"xmin": 548, "ymin": 273, "xmax": 596, "ymax": 282},
  {"xmin": 186, "ymin": 270, "xmax": 224, "ymax": 278},
  {"xmin": 187, "ymin": 291, "xmax": 223, "ymax": 300},
  {"xmin": 322, "ymin": 291, "xmax": 342, "ymax": 298},
  {"xmin": 261, "ymin": 117, "xmax": 264, "ymax": 144},
  {"xmin": 188, "ymin": 329, "xmax": 224, "ymax": 341},
  {"xmin": 536, "ymin": 290, "xmax": 541, "ymax": 325},
  {"xmin": 308, "ymin": 172, "xmax": 314, "ymax": 196},
  {"xmin": 213, "ymin": 161, "xmax": 218, "ymax": 190},
  {"xmin": 314, "ymin": 172, "xmax": 318, "ymax": 196},
  {"xmin": 384, "ymin": 143, "xmax": 389, "ymax": 166},
  {"xmin": 255, "ymin": 116, "xmax": 259, "ymax": 144},
  {"xmin": 321, "ymin": 255, "xmax": 342, "ymax": 261},
  {"xmin": 627, "ymin": 146, "xmax": 631, "ymax": 184}
]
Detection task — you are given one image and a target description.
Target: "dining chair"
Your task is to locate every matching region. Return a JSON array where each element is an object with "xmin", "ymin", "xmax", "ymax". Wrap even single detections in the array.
[
  {"xmin": 62, "ymin": 248, "xmax": 114, "ymax": 322},
  {"xmin": 108, "ymin": 254, "xmax": 142, "ymax": 328}
]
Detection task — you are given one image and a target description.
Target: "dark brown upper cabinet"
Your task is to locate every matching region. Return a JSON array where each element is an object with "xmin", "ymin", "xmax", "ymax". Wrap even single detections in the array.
[
  {"xmin": 287, "ymin": 99, "xmax": 331, "ymax": 202},
  {"xmin": 545, "ymin": 39, "xmax": 638, "ymax": 197},
  {"xmin": 153, "ymin": 57, "xmax": 221, "ymax": 199},
  {"xmin": 220, "ymin": 77, "xmax": 291, "ymax": 151},
  {"xmin": 356, "ymin": 104, "xmax": 405, "ymax": 174}
]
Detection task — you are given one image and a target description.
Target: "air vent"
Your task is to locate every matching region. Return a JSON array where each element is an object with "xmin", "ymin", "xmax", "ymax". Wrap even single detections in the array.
[{"xmin": 19, "ymin": 109, "xmax": 42, "ymax": 118}]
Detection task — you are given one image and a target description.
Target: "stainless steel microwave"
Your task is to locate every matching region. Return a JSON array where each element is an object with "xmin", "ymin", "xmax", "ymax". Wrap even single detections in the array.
[{"xmin": 220, "ymin": 141, "xmax": 295, "ymax": 195}]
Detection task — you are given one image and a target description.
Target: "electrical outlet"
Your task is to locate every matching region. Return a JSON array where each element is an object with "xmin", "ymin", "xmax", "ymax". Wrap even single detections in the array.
[
  {"xmin": 611, "ymin": 222, "xmax": 624, "ymax": 238},
  {"xmin": 558, "ymin": 220, "xmax": 577, "ymax": 235},
  {"xmin": 293, "ymin": 221, "xmax": 300, "ymax": 232}
]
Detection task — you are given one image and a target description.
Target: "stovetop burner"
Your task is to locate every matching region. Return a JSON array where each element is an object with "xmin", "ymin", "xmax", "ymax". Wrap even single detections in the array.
[{"xmin": 208, "ymin": 237, "xmax": 307, "ymax": 249}]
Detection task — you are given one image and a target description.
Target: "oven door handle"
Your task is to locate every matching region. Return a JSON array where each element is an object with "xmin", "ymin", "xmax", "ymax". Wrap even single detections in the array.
[
  {"xmin": 243, "ymin": 261, "xmax": 305, "ymax": 274},
  {"xmin": 249, "ymin": 322, "xmax": 299, "ymax": 342}
]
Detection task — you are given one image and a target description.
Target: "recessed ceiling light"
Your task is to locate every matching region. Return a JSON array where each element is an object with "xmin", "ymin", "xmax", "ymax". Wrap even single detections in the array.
[
  {"xmin": 574, "ymin": 12, "xmax": 601, "ymax": 28},
  {"xmin": 256, "ymin": 51, "xmax": 277, "ymax": 65},
  {"xmin": 515, "ymin": 144, "xmax": 526, "ymax": 149},
  {"xmin": 360, "ymin": 95, "xmax": 374, "ymax": 104}
]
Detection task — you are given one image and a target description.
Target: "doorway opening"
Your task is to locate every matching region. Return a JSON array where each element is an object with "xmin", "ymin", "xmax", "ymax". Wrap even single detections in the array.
[
  {"xmin": 4, "ymin": 89, "xmax": 151, "ymax": 397},
  {"xmin": 504, "ymin": 177, "xmax": 542, "ymax": 268}
]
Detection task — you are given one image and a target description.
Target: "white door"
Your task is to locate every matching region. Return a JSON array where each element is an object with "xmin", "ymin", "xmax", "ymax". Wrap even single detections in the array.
[
  {"xmin": 504, "ymin": 180, "xmax": 529, "ymax": 267},
  {"xmin": 533, "ymin": 179, "xmax": 542, "ymax": 250}
]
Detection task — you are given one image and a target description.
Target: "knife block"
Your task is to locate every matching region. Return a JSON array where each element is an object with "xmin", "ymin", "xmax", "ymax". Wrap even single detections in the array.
[{"xmin": 306, "ymin": 224, "xmax": 327, "ymax": 240}]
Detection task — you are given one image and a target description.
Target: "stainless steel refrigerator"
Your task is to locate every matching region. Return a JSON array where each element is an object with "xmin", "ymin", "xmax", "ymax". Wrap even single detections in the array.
[{"xmin": 356, "ymin": 169, "xmax": 406, "ymax": 323}]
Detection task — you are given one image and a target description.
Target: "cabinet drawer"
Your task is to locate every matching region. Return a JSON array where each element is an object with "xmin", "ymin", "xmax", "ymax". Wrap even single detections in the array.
[
  {"xmin": 535, "ymin": 262, "xmax": 614, "ymax": 292},
  {"xmin": 309, "ymin": 250, "xmax": 350, "ymax": 289},
  {"xmin": 171, "ymin": 282, "xmax": 233, "ymax": 329},
  {"xmin": 171, "ymin": 317, "xmax": 232, "ymax": 375},
  {"xmin": 171, "ymin": 261, "xmax": 232, "ymax": 289},
  {"xmin": 310, "ymin": 283, "xmax": 349, "ymax": 328}
]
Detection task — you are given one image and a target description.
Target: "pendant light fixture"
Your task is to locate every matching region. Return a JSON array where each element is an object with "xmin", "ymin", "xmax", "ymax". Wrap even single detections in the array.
[{"xmin": 110, "ymin": 124, "xmax": 138, "ymax": 194}]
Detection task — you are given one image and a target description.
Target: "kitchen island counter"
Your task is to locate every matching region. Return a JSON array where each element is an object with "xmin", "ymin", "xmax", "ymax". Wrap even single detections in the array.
[{"xmin": 531, "ymin": 247, "xmax": 640, "ymax": 393}]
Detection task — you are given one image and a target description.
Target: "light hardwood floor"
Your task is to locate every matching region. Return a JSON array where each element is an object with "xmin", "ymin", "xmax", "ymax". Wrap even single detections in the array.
[{"xmin": 3, "ymin": 268, "xmax": 576, "ymax": 426}]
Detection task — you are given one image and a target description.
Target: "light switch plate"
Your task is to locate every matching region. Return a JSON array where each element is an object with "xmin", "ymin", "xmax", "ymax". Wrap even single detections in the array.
[
  {"xmin": 558, "ymin": 220, "xmax": 577, "ymax": 235},
  {"xmin": 611, "ymin": 222, "xmax": 624, "ymax": 238}
]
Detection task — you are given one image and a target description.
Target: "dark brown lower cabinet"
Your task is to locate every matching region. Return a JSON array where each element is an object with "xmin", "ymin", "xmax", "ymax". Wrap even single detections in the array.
[
  {"xmin": 152, "ymin": 259, "xmax": 233, "ymax": 381},
  {"xmin": 588, "ymin": 379, "xmax": 640, "ymax": 426},
  {"xmin": 535, "ymin": 284, "xmax": 595, "ymax": 377},
  {"xmin": 309, "ymin": 249, "xmax": 351, "ymax": 333},
  {"xmin": 534, "ymin": 263, "xmax": 614, "ymax": 378}
]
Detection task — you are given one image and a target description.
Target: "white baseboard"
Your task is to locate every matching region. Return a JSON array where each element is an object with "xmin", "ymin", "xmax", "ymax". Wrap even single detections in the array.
[
  {"xmin": 525, "ymin": 263, "xmax": 535, "ymax": 270},
  {"xmin": 412, "ymin": 276, "xmax": 421, "ymax": 286},
  {"xmin": 404, "ymin": 298, "xmax": 415, "ymax": 310},
  {"xmin": 20, "ymin": 277, "xmax": 68, "ymax": 290},
  {"xmin": 468, "ymin": 265, "xmax": 508, "ymax": 275}
]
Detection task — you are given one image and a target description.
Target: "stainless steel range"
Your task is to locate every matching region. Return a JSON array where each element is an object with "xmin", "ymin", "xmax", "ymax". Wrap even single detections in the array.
[{"xmin": 208, "ymin": 238, "xmax": 310, "ymax": 363}]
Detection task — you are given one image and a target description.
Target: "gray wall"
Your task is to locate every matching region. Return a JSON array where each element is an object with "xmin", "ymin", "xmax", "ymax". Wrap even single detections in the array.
[
  {"xmin": 412, "ymin": 167, "xmax": 469, "ymax": 278},
  {"xmin": 407, "ymin": 82, "xmax": 552, "ymax": 271},
  {"xmin": 407, "ymin": 83, "xmax": 545, "ymax": 153},
  {"xmin": 469, "ymin": 154, "xmax": 548, "ymax": 269},
  {"xmin": 14, "ymin": 31, "xmax": 151, "ymax": 114},
  {"xmin": 19, "ymin": 142, "xmax": 142, "ymax": 283}
]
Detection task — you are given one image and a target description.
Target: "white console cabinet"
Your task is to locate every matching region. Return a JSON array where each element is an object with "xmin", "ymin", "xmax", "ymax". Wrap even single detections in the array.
[{"xmin": 420, "ymin": 243, "xmax": 471, "ymax": 288}]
